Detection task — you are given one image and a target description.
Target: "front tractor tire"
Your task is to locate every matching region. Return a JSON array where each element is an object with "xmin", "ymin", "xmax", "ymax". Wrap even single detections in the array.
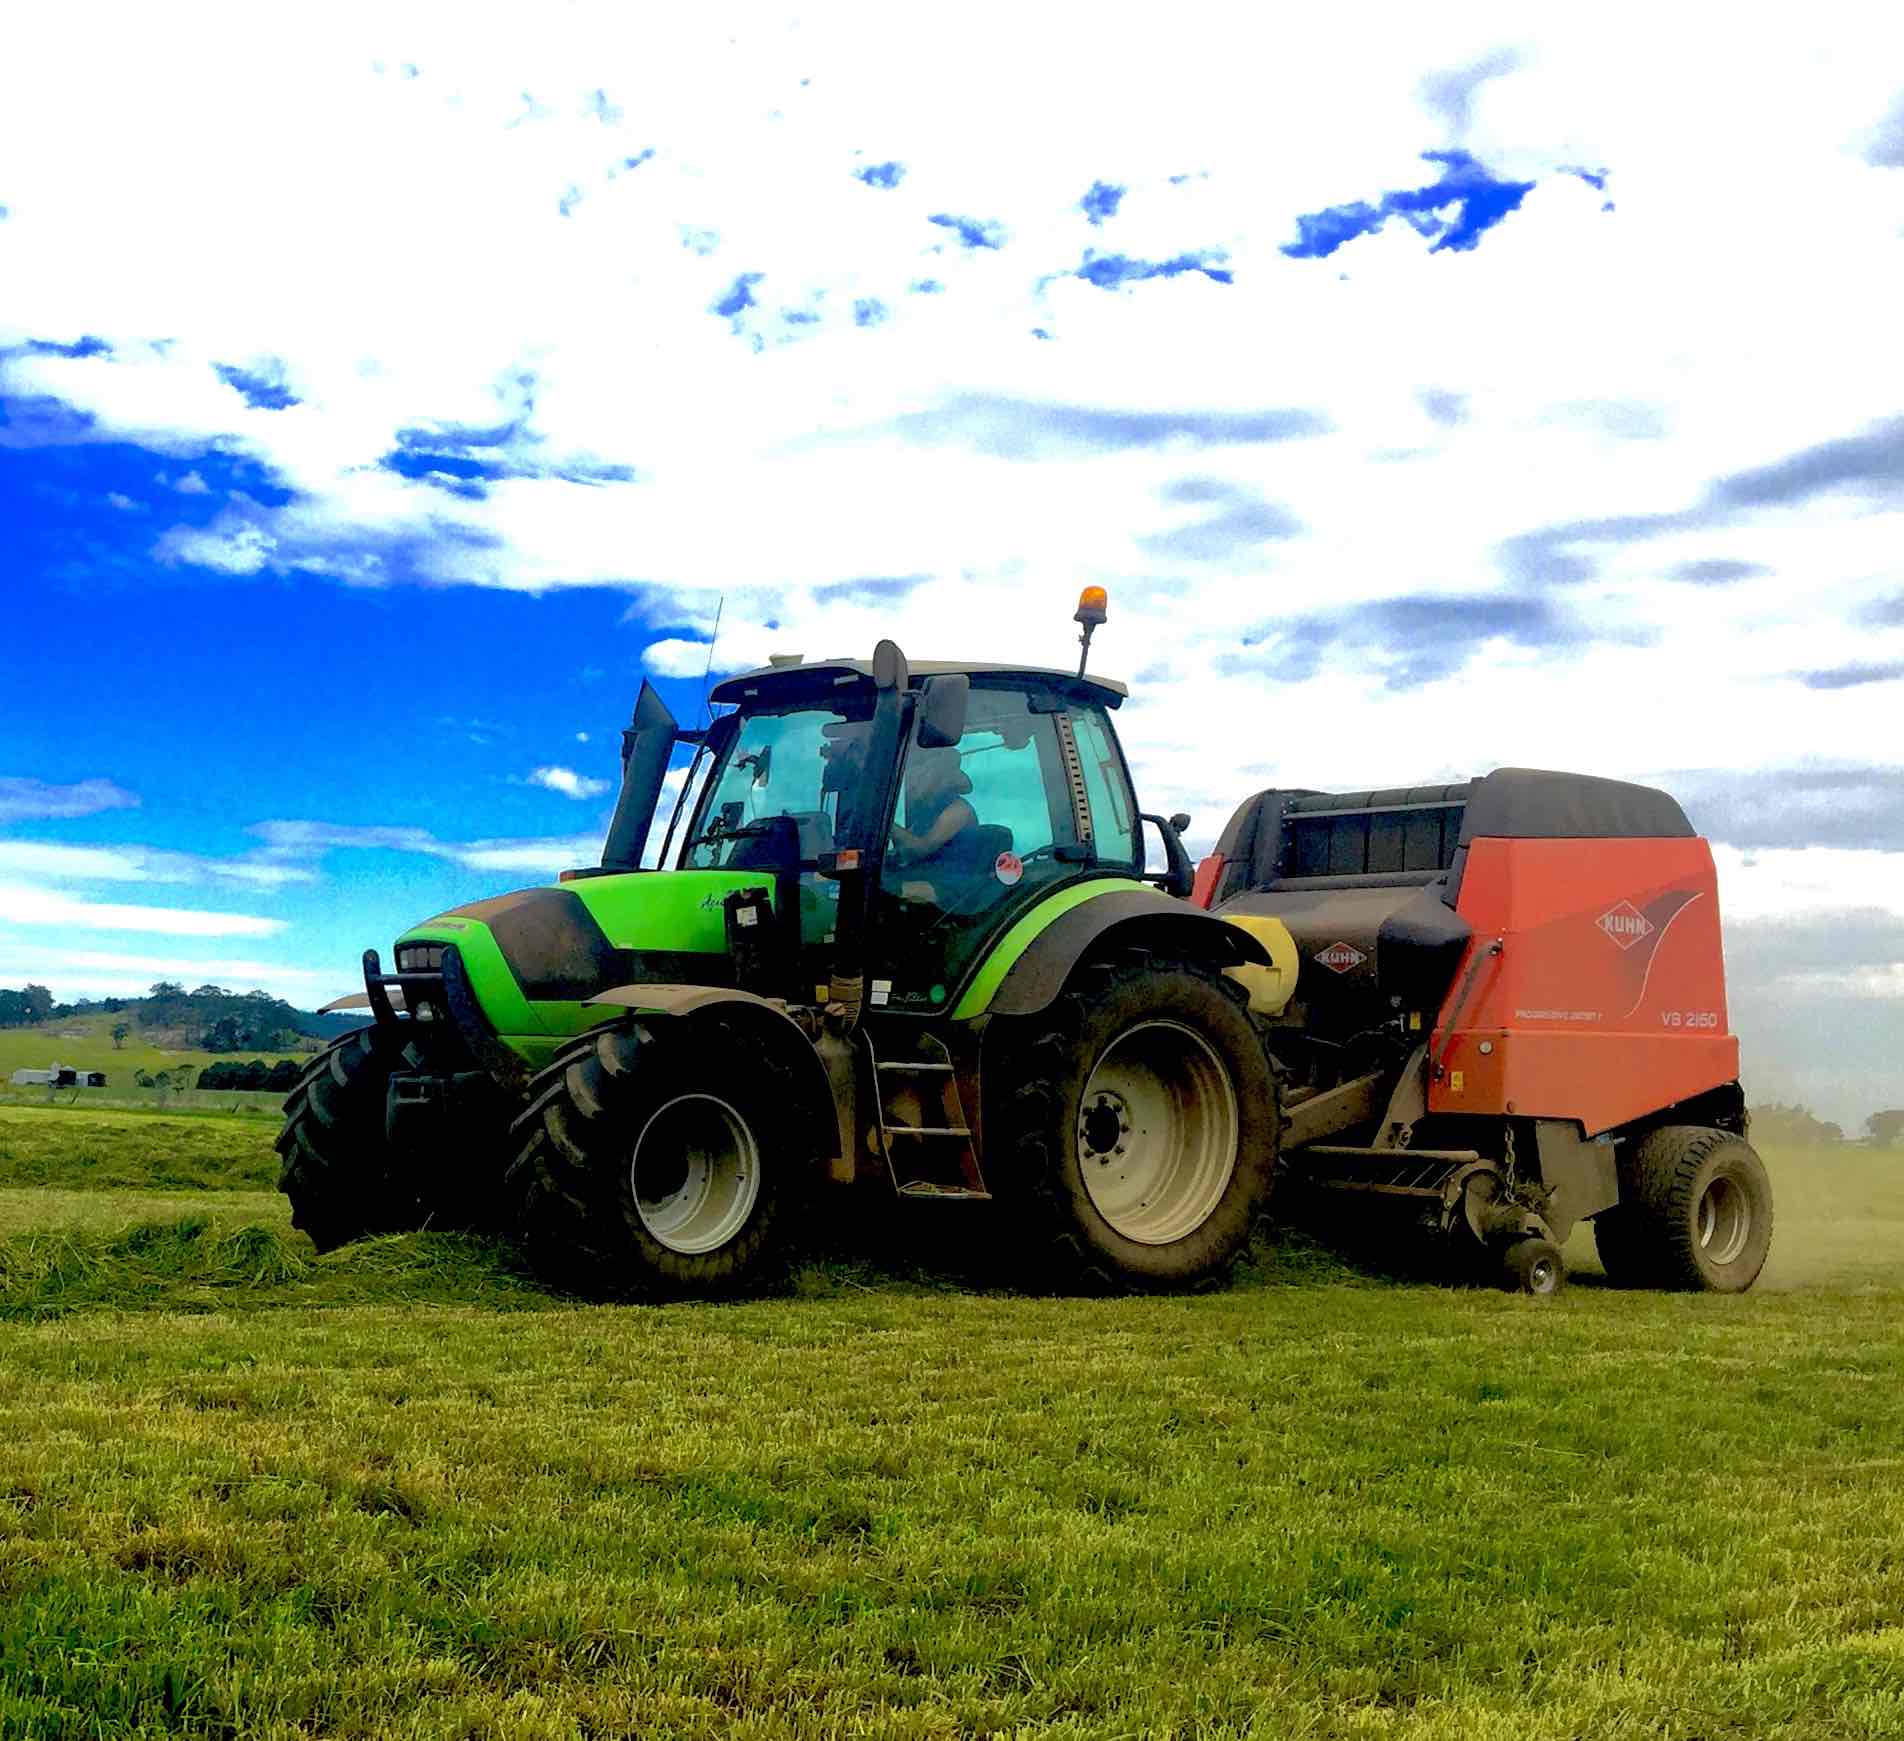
[
  {"xmin": 1593, "ymin": 1125, "xmax": 1773, "ymax": 1293},
  {"xmin": 505, "ymin": 1019, "xmax": 802, "ymax": 1300},
  {"xmin": 992, "ymin": 953, "xmax": 1280, "ymax": 1292},
  {"xmin": 277, "ymin": 1027, "xmax": 413, "ymax": 1253}
]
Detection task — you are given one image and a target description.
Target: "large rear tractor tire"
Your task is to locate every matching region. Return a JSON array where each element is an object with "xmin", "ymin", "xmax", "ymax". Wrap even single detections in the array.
[
  {"xmin": 1593, "ymin": 1124, "xmax": 1773, "ymax": 1293},
  {"xmin": 989, "ymin": 952, "xmax": 1280, "ymax": 1291},
  {"xmin": 504, "ymin": 1018, "xmax": 804, "ymax": 1300},
  {"xmin": 277, "ymin": 1027, "xmax": 414, "ymax": 1253}
]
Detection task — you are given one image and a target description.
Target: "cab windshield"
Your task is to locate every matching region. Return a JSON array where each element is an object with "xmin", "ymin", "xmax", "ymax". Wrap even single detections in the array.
[{"xmin": 679, "ymin": 703, "xmax": 873, "ymax": 869}]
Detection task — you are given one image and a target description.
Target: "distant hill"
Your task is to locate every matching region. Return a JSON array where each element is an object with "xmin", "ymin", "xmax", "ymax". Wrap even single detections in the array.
[{"xmin": 0, "ymin": 984, "xmax": 365, "ymax": 1085}]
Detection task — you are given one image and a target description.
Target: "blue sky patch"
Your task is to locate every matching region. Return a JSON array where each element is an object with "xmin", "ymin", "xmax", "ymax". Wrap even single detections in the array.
[
  {"xmin": 854, "ymin": 161, "xmax": 904, "ymax": 189},
  {"xmin": 0, "ymin": 423, "xmax": 295, "ymax": 589},
  {"xmin": 1283, "ymin": 149, "xmax": 1537, "ymax": 258},
  {"xmin": 1074, "ymin": 250, "xmax": 1233, "ymax": 290},
  {"xmin": 712, "ymin": 272, "xmax": 764, "ymax": 320},
  {"xmin": 910, "ymin": 278, "xmax": 943, "ymax": 295},
  {"xmin": 927, "ymin": 213, "xmax": 1006, "ymax": 250},
  {"xmin": 1080, "ymin": 181, "xmax": 1125, "ymax": 225},
  {"xmin": 16, "ymin": 336, "xmax": 112, "ymax": 359},
  {"xmin": 213, "ymin": 361, "xmax": 299, "ymax": 411},
  {"xmin": 853, "ymin": 298, "xmax": 888, "ymax": 328}
]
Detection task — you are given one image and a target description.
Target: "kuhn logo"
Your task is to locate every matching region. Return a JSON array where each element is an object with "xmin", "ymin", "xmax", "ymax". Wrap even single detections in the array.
[
  {"xmin": 1315, "ymin": 941, "xmax": 1367, "ymax": 974},
  {"xmin": 1596, "ymin": 901, "xmax": 1656, "ymax": 951}
]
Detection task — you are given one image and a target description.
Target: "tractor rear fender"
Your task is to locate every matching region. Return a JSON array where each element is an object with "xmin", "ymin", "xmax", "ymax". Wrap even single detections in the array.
[
  {"xmin": 978, "ymin": 887, "xmax": 1272, "ymax": 1021},
  {"xmin": 582, "ymin": 983, "xmax": 842, "ymax": 1171}
]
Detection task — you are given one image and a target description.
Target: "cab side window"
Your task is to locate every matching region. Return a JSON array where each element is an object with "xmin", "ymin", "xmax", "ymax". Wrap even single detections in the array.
[
  {"xmin": 885, "ymin": 689, "xmax": 1061, "ymax": 913},
  {"xmin": 1067, "ymin": 704, "xmax": 1139, "ymax": 870}
]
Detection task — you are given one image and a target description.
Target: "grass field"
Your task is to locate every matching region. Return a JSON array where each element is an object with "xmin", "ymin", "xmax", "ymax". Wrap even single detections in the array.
[
  {"xmin": 1, "ymin": 1105, "xmax": 1900, "ymax": 1738},
  {"xmin": 0, "ymin": 1011, "xmax": 309, "ymax": 1087}
]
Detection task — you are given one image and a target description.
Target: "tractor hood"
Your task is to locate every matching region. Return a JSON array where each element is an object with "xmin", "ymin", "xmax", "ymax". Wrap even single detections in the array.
[{"xmin": 395, "ymin": 869, "xmax": 778, "ymax": 1035}]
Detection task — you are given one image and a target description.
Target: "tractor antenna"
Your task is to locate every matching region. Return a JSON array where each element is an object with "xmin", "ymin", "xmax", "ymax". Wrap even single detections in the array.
[
  {"xmin": 1073, "ymin": 585, "xmax": 1108, "ymax": 678},
  {"xmin": 699, "ymin": 594, "xmax": 724, "ymax": 726}
]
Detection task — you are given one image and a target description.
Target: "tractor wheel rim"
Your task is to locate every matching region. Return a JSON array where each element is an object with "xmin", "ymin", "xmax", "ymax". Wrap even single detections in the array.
[
  {"xmin": 630, "ymin": 1093, "xmax": 760, "ymax": 1256},
  {"xmin": 1077, "ymin": 1019, "xmax": 1239, "ymax": 1245},
  {"xmin": 1527, "ymin": 1254, "xmax": 1559, "ymax": 1294},
  {"xmin": 1696, "ymin": 1173, "xmax": 1750, "ymax": 1265}
]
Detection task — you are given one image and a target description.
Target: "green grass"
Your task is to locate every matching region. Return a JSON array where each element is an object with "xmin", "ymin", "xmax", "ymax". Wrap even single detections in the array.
[
  {"xmin": 0, "ymin": 1104, "xmax": 283, "ymax": 1193},
  {"xmin": 0, "ymin": 1126, "xmax": 1900, "ymax": 1737},
  {"xmin": 0, "ymin": 1010, "xmax": 308, "ymax": 1085}
]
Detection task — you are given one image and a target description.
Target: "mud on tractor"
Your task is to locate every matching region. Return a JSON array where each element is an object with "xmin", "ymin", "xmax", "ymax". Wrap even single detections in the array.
[{"xmin": 282, "ymin": 590, "xmax": 1770, "ymax": 1298}]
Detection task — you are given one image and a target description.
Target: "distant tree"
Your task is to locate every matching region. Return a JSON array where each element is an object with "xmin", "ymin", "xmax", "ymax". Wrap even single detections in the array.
[
  {"xmin": 1869, "ymin": 1110, "xmax": 1904, "ymax": 1149},
  {"xmin": 191, "ymin": 983, "xmax": 229, "ymax": 999},
  {"xmin": 21, "ymin": 984, "xmax": 53, "ymax": 1023},
  {"xmin": 134, "ymin": 1069, "xmax": 155, "ymax": 1088},
  {"xmin": 149, "ymin": 982, "xmax": 186, "ymax": 999},
  {"xmin": 1750, "ymin": 1103, "xmax": 1846, "ymax": 1147},
  {"xmin": 111, "ymin": 1022, "xmax": 130, "ymax": 1050},
  {"xmin": 0, "ymin": 990, "xmax": 24, "ymax": 1028}
]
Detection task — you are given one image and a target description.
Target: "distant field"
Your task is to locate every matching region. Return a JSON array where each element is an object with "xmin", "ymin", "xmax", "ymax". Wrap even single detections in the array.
[
  {"xmin": 0, "ymin": 1010, "xmax": 311, "ymax": 1085},
  {"xmin": 0, "ymin": 1115, "xmax": 1900, "ymax": 1737},
  {"xmin": 0, "ymin": 1104, "xmax": 282, "ymax": 1194}
]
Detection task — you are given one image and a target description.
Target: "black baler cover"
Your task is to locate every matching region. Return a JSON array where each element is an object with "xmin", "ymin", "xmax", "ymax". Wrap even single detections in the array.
[
  {"xmin": 1456, "ymin": 767, "xmax": 1693, "ymax": 843},
  {"xmin": 1208, "ymin": 767, "xmax": 1694, "ymax": 908}
]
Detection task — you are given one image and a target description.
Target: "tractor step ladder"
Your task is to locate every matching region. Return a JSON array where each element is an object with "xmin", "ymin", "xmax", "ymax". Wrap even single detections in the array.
[{"xmin": 865, "ymin": 1032, "xmax": 990, "ymax": 1200}]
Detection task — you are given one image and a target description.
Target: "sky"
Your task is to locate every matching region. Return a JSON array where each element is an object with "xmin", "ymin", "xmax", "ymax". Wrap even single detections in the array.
[{"xmin": 2, "ymin": 3, "xmax": 1902, "ymax": 1127}]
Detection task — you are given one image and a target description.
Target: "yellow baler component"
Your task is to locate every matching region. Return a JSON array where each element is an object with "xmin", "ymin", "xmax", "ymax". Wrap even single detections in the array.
[{"xmin": 1221, "ymin": 912, "xmax": 1300, "ymax": 1017}]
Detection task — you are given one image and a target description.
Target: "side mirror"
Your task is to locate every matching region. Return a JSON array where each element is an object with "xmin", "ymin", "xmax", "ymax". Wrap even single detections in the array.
[
  {"xmin": 1169, "ymin": 812, "xmax": 1191, "ymax": 836},
  {"xmin": 916, "ymin": 673, "xmax": 970, "ymax": 750},
  {"xmin": 1140, "ymin": 812, "xmax": 1195, "ymax": 899}
]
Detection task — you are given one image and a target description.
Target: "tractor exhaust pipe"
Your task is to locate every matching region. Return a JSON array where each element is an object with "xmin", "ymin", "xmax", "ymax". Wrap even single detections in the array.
[{"xmin": 600, "ymin": 680, "xmax": 679, "ymax": 872}]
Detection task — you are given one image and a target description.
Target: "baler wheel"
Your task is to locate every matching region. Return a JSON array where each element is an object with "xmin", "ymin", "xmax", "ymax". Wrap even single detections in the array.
[
  {"xmin": 989, "ymin": 951, "xmax": 1280, "ymax": 1291},
  {"xmin": 1602, "ymin": 1125, "xmax": 1772, "ymax": 1293},
  {"xmin": 276, "ymin": 1026, "xmax": 418, "ymax": 1252},
  {"xmin": 1501, "ymin": 1236, "xmax": 1565, "ymax": 1296},
  {"xmin": 502, "ymin": 1017, "xmax": 802, "ymax": 1299}
]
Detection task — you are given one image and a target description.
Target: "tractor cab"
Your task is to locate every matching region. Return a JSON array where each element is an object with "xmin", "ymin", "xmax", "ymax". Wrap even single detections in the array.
[{"xmin": 645, "ymin": 651, "xmax": 1148, "ymax": 1015}]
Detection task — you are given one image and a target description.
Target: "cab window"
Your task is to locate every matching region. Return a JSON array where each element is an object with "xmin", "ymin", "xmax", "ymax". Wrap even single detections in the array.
[
  {"xmin": 1068, "ymin": 703, "xmax": 1139, "ymax": 870},
  {"xmin": 876, "ymin": 688, "xmax": 1071, "ymax": 1002}
]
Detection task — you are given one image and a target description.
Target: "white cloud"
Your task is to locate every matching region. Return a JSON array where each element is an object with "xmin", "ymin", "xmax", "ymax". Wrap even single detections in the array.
[
  {"xmin": 1784, "ymin": 963, "xmax": 1904, "ymax": 1000},
  {"xmin": 250, "ymin": 818, "xmax": 601, "ymax": 877},
  {"xmin": 1711, "ymin": 846, "xmax": 1904, "ymax": 925},
  {"xmin": 527, "ymin": 765, "xmax": 610, "ymax": 800},
  {"xmin": 0, "ymin": 882, "xmax": 285, "ymax": 937},
  {"xmin": 0, "ymin": 838, "xmax": 311, "ymax": 889},
  {"xmin": 0, "ymin": 942, "xmax": 330, "ymax": 1004},
  {"xmin": 153, "ymin": 516, "xmax": 277, "ymax": 574},
  {"xmin": 575, "ymin": 731, "xmax": 590, "ymax": 743},
  {"xmin": 173, "ymin": 469, "xmax": 210, "ymax": 494},
  {"xmin": 642, "ymin": 638, "xmax": 717, "ymax": 679},
  {"xmin": 0, "ymin": 776, "xmax": 139, "ymax": 823}
]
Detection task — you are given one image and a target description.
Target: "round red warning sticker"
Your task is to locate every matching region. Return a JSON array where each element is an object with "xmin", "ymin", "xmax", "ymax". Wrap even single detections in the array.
[{"xmin": 994, "ymin": 850, "xmax": 1023, "ymax": 886}]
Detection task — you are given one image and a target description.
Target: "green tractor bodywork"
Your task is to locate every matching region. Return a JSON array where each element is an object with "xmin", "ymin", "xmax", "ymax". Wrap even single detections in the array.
[{"xmin": 283, "ymin": 632, "xmax": 1278, "ymax": 1295}]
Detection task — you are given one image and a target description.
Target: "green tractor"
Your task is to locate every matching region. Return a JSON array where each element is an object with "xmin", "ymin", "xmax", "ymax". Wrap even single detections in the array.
[{"xmin": 279, "ymin": 591, "xmax": 1283, "ymax": 1295}]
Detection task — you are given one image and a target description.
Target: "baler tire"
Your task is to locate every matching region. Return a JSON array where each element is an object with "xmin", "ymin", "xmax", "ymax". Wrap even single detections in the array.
[
  {"xmin": 987, "ymin": 951, "xmax": 1279, "ymax": 1292},
  {"xmin": 502, "ymin": 1018, "xmax": 802, "ymax": 1300},
  {"xmin": 1606, "ymin": 1124, "xmax": 1773, "ymax": 1293},
  {"xmin": 1501, "ymin": 1236, "xmax": 1565, "ymax": 1296},
  {"xmin": 276, "ymin": 1026, "xmax": 416, "ymax": 1253}
]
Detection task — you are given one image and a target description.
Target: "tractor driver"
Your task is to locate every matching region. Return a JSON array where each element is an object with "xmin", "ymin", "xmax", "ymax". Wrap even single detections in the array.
[{"xmin": 888, "ymin": 747, "xmax": 986, "ymax": 905}]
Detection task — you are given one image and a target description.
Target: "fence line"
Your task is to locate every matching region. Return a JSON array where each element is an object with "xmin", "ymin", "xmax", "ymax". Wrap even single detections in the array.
[{"xmin": 0, "ymin": 1084, "xmax": 285, "ymax": 1117}]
